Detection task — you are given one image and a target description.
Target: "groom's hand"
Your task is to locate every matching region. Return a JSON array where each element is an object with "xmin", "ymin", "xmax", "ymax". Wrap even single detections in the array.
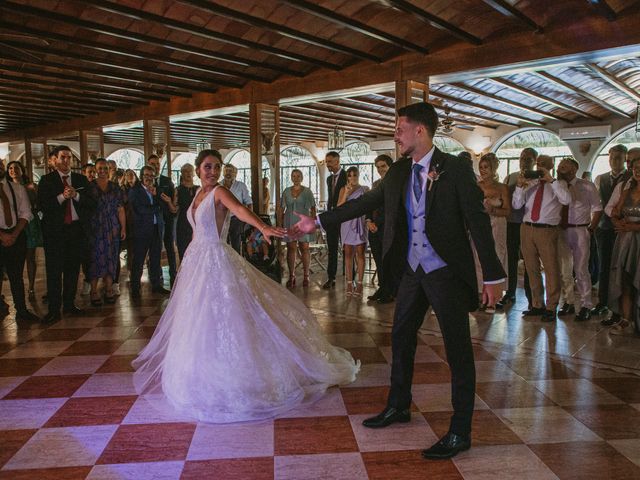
[
  {"xmin": 289, "ymin": 212, "xmax": 318, "ymax": 240},
  {"xmin": 482, "ymin": 281, "xmax": 504, "ymax": 308}
]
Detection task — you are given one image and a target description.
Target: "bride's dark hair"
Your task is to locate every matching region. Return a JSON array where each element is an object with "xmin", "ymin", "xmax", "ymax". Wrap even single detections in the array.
[{"xmin": 195, "ymin": 149, "xmax": 223, "ymax": 169}]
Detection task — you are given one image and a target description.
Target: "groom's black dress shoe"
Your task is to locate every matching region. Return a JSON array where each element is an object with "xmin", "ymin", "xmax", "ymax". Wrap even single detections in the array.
[
  {"xmin": 362, "ymin": 407, "xmax": 410, "ymax": 428},
  {"xmin": 422, "ymin": 432, "xmax": 471, "ymax": 460},
  {"xmin": 321, "ymin": 279, "xmax": 335, "ymax": 289}
]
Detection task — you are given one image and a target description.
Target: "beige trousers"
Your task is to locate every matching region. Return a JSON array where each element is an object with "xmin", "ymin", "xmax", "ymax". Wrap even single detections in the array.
[{"xmin": 520, "ymin": 224, "xmax": 561, "ymax": 310}]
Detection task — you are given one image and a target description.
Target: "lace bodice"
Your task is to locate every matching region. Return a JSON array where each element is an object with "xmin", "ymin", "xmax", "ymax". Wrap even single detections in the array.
[{"xmin": 187, "ymin": 186, "xmax": 230, "ymax": 243}]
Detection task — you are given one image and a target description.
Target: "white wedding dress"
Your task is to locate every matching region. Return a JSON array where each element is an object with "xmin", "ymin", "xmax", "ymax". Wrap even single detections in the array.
[{"xmin": 133, "ymin": 185, "xmax": 359, "ymax": 423}]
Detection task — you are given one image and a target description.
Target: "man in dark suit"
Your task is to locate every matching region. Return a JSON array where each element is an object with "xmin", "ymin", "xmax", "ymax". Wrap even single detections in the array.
[
  {"xmin": 128, "ymin": 165, "xmax": 168, "ymax": 298},
  {"xmin": 322, "ymin": 151, "xmax": 347, "ymax": 289},
  {"xmin": 146, "ymin": 154, "xmax": 177, "ymax": 287},
  {"xmin": 294, "ymin": 103, "xmax": 505, "ymax": 459},
  {"xmin": 38, "ymin": 145, "xmax": 95, "ymax": 324}
]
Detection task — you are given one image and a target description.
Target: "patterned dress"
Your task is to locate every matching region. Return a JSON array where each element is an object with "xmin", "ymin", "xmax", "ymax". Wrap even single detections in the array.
[{"xmin": 88, "ymin": 181, "xmax": 124, "ymax": 280}]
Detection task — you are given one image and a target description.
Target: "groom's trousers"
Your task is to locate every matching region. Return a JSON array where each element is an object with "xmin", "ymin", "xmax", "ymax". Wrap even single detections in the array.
[{"xmin": 388, "ymin": 264, "xmax": 476, "ymax": 436}]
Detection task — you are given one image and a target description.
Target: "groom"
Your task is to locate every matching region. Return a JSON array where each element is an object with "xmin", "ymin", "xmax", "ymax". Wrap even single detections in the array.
[{"xmin": 294, "ymin": 102, "xmax": 505, "ymax": 459}]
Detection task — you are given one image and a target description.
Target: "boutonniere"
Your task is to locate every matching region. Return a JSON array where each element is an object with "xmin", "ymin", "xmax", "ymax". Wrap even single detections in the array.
[{"xmin": 427, "ymin": 167, "xmax": 445, "ymax": 191}]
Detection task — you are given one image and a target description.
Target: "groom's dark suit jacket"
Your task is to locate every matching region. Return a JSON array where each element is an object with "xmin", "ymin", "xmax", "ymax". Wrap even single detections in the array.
[{"xmin": 319, "ymin": 148, "xmax": 505, "ymax": 311}]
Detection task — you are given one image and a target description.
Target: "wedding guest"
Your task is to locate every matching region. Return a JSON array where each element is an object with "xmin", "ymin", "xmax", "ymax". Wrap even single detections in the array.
[
  {"xmin": 38, "ymin": 145, "xmax": 95, "ymax": 324},
  {"xmin": 607, "ymin": 156, "xmax": 640, "ymax": 332},
  {"xmin": 7, "ymin": 161, "xmax": 42, "ymax": 301},
  {"xmin": 338, "ymin": 167, "xmax": 369, "ymax": 297},
  {"xmin": 222, "ymin": 164, "xmax": 252, "ymax": 254},
  {"xmin": 367, "ymin": 154, "xmax": 394, "ymax": 304},
  {"xmin": 262, "ymin": 176, "xmax": 271, "ymax": 214},
  {"xmin": 121, "ymin": 169, "xmax": 138, "ymax": 272},
  {"xmin": 323, "ymin": 151, "xmax": 346, "ymax": 289},
  {"xmin": 80, "ymin": 163, "xmax": 97, "ymax": 296},
  {"xmin": 176, "ymin": 163, "xmax": 198, "ymax": 261},
  {"xmin": 128, "ymin": 165, "xmax": 169, "ymax": 298},
  {"xmin": 0, "ymin": 160, "xmax": 41, "ymax": 325},
  {"xmin": 107, "ymin": 159, "xmax": 118, "ymax": 183},
  {"xmin": 87, "ymin": 159, "xmax": 126, "ymax": 306},
  {"xmin": 147, "ymin": 154, "xmax": 178, "ymax": 287},
  {"xmin": 278, "ymin": 169, "xmax": 316, "ymax": 288}
]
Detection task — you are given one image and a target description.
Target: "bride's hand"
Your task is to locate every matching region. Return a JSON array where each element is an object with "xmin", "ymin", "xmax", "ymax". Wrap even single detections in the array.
[{"xmin": 260, "ymin": 224, "xmax": 287, "ymax": 244}]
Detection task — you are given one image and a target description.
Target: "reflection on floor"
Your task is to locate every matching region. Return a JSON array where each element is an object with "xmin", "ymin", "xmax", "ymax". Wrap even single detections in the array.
[{"xmin": 1, "ymin": 267, "xmax": 639, "ymax": 479}]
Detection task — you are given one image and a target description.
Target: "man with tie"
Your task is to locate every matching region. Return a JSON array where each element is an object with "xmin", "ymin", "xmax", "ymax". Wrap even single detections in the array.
[
  {"xmin": 322, "ymin": 151, "xmax": 347, "ymax": 289},
  {"xmin": 38, "ymin": 145, "xmax": 94, "ymax": 324},
  {"xmin": 556, "ymin": 158, "xmax": 602, "ymax": 321},
  {"xmin": 513, "ymin": 154, "xmax": 571, "ymax": 322},
  {"xmin": 0, "ymin": 160, "xmax": 41, "ymax": 325},
  {"xmin": 293, "ymin": 103, "xmax": 505, "ymax": 459}
]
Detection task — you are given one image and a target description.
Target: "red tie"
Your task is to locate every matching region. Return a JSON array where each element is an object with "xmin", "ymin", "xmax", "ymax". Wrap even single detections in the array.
[
  {"xmin": 530, "ymin": 182, "xmax": 544, "ymax": 222},
  {"xmin": 62, "ymin": 175, "xmax": 73, "ymax": 224}
]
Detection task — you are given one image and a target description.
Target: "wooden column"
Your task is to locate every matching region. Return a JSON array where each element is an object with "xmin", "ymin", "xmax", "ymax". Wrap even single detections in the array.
[
  {"xmin": 249, "ymin": 103, "xmax": 280, "ymax": 215},
  {"xmin": 143, "ymin": 118, "xmax": 172, "ymax": 175},
  {"xmin": 79, "ymin": 129, "xmax": 104, "ymax": 164}
]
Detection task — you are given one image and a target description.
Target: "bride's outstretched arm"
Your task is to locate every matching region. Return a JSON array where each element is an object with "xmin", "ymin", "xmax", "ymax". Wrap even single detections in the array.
[{"xmin": 215, "ymin": 186, "xmax": 286, "ymax": 243}]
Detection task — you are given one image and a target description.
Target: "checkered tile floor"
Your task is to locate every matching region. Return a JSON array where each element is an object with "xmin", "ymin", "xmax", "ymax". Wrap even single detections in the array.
[{"xmin": 1, "ymin": 268, "xmax": 640, "ymax": 479}]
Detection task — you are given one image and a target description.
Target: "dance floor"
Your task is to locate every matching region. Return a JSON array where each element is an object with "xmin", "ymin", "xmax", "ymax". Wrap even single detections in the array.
[{"xmin": 1, "ymin": 265, "xmax": 640, "ymax": 479}]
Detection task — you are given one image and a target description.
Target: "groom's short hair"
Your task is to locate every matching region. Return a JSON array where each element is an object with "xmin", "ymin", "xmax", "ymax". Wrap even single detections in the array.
[{"xmin": 397, "ymin": 102, "xmax": 439, "ymax": 139}]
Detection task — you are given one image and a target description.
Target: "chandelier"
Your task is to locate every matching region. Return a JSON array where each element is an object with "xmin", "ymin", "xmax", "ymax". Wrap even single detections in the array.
[
  {"xmin": 327, "ymin": 123, "xmax": 345, "ymax": 150},
  {"xmin": 196, "ymin": 141, "xmax": 211, "ymax": 153}
]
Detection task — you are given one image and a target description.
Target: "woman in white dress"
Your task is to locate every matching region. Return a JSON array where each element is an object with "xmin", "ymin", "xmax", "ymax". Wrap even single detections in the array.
[{"xmin": 133, "ymin": 150, "xmax": 359, "ymax": 423}]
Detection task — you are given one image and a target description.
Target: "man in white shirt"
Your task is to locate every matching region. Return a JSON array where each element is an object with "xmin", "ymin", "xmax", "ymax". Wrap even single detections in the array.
[
  {"xmin": 556, "ymin": 158, "xmax": 602, "ymax": 321},
  {"xmin": 222, "ymin": 164, "xmax": 252, "ymax": 254},
  {"xmin": 512, "ymin": 154, "xmax": 571, "ymax": 322},
  {"xmin": 0, "ymin": 161, "xmax": 41, "ymax": 325}
]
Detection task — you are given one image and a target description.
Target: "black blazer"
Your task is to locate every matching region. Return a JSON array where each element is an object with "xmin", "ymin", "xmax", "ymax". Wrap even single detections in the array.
[
  {"xmin": 155, "ymin": 174, "xmax": 176, "ymax": 220},
  {"xmin": 38, "ymin": 171, "xmax": 94, "ymax": 237},
  {"xmin": 319, "ymin": 148, "xmax": 505, "ymax": 311},
  {"xmin": 326, "ymin": 169, "xmax": 347, "ymax": 211}
]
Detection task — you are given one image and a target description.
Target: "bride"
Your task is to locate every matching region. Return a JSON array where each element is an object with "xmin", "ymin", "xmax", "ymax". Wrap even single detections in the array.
[{"xmin": 133, "ymin": 149, "xmax": 359, "ymax": 423}]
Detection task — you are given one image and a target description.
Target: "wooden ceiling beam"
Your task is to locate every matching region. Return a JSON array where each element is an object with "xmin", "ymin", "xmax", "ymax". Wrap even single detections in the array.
[
  {"xmin": 489, "ymin": 78, "xmax": 602, "ymax": 120},
  {"xmin": 0, "ymin": 21, "xmax": 260, "ymax": 85},
  {"xmin": 586, "ymin": 63, "xmax": 640, "ymax": 103},
  {"xmin": 450, "ymin": 83, "xmax": 573, "ymax": 122},
  {"xmin": 286, "ymin": 104, "xmax": 395, "ymax": 128},
  {"xmin": 84, "ymin": 0, "xmax": 339, "ymax": 71},
  {"xmin": 429, "ymin": 90, "xmax": 543, "ymax": 125},
  {"xmin": 280, "ymin": 0, "xmax": 429, "ymax": 54},
  {"xmin": 0, "ymin": 1, "xmax": 296, "ymax": 79},
  {"xmin": 0, "ymin": 63, "xmax": 171, "ymax": 101},
  {"xmin": 587, "ymin": 0, "xmax": 617, "ymax": 21},
  {"xmin": 176, "ymin": 0, "xmax": 381, "ymax": 62},
  {"xmin": 480, "ymin": 0, "xmax": 543, "ymax": 32},
  {"xmin": 279, "ymin": 112, "xmax": 392, "ymax": 136},
  {"xmin": 533, "ymin": 70, "xmax": 633, "ymax": 118},
  {"xmin": 313, "ymin": 100, "xmax": 397, "ymax": 121},
  {"xmin": 0, "ymin": 96, "xmax": 100, "ymax": 116},
  {"xmin": 0, "ymin": 86, "xmax": 116, "ymax": 111},
  {"xmin": 387, "ymin": 0, "xmax": 482, "ymax": 45},
  {"xmin": 0, "ymin": 38, "xmax": 242, "ymax": 90}
]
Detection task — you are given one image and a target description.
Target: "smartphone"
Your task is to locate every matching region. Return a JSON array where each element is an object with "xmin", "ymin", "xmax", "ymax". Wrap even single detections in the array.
[{"xmin": 523, "ymin": 170, "xmax": 544, "ymax": 179}]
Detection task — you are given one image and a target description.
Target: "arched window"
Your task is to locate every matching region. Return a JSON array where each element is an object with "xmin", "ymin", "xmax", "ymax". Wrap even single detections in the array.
[
  {"xmin": 493, "ymin": 128, "xmax": 572, "ymax": 181},
  {"xmin": 107, "ymin": 148, "xmax": 145, "ymax": 172},
  {"xmin": 280, "ymin": 146, "xmax": 319, "ymax": 201},
  {"xmin": 225, "ymin": 149, "xmax": 270, "ymax": 196},
  {"xmin": 434, "ymin": 135, "xmax": 466, "ymax": 156},
  {"xmin": 341, "ymin": 141, "xmax": 378, "ymax": 188},
  {"xmin": 591, "ymin": 125, "xmax": 640, "ymax": 179}
]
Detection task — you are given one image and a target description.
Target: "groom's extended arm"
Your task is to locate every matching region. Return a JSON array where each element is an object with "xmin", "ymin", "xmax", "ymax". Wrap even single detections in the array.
[
  {"xmin": 455, "ymin": 161, "xmax": 506, "ymax": 282},
  {"xmin": 318, "ymin": 179, "xmax": 385, "ymax": 228}
]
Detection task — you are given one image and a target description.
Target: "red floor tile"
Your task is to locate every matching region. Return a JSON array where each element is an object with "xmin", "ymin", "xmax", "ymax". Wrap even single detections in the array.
[
  {"xmin": 564, "ymin": 404, "xmax": 640, "ymax": 439},
  {"xmin": 412, "ymin": 362, "xmax": 452, "ymax": 384},
  {"xmin": 592, "ymin": 377, "xmax": 640, "ymax": 403},
  {"xmin": 97, "ymin": 423, "xmax": 196, "ymax": 464},
  {"xmin": 0, "ymin": 429, "xmax": 37, "ymax": 468},
  {"xmin": 476, "ymin": 379, "xmax": 556, "ymax": 409},
  {"xmin": 31, "ymin": 329, "xmax": 91, "ymax": 342},
  {"xmin": 181, "ymin": 458, "xmax": 274, "ymax": 480},
  {"xmin": 346, "ymin": 347, "xmax": 388, "ymax": 365},
  {"xmin": 362, "ymin": 450, "xmax": 463, "ymax": 479},
  {"xmin": 529, "ymin": 441, "xmax": 640, "ymax": 480},
  {"xmin": 341, "ymin": 386, "xmax": 391, "ymax": 415},
  {"xmin": 430, "ymin": 344, "xmax": 497, "ymax": 362},
  {"xmin": 274, "ymin": 416, "xmax": 358, "ymax": 455},
  {"xmin": 129, "ymin": 326, "xmax": 157, "ymax": 339},
  {"xmin": 60, "ymin": 341, "xmax": 124, "ymax": 356},
  {"xmin": 3, "ymin": 375, "xmax": 90, "ymax": 399},
  {"xmin": 321, "ymin": 321, "xmax": 370, "ymax": 334},
  {"xmin": 369, "ymin": 332, "xmax": 425, "ymax": 347},
  {"xmin": 95, "ymin": 355, "xmax": 136, "ymax": 373},
  {"xmin": 0, "ymin": 358, "xmax": 53, "ymax": 377},
  {"xmin": 44, "ymin": 395, "xmax": 137, "ymax": 427},
  {"xmin": 501, "ymin": 357, "xmax": 582, "ymax": 380},
  {"xmin": 0, "ymin": 467, "xmax": 92, "ymax": 480},
  {"xmin": 422, "ymin": 410, "xmax": 523, "ymax": 446},
  {"xmin": 98, "ymin": 315, "xmax": 148, "ymax": 327}
]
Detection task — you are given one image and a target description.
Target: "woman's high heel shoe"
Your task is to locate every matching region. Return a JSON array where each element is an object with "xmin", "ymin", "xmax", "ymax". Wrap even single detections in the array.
[
  {"xmin": 286, "ymin": 276, "xmax": 296, "ymax": 288},
  {"xmin": 354, "ymin": 282, "xmax": 363, "ymax": 297},
  {"xmin": 90, "ymin": 292, "xmax": 102, "ymax": 307},
  {"xmin": 346, "ymin": 282, "xmax": 354, "ymax": 296},
  {"xmin": 302, "ymin": 275, "xmax": 309, "ymax": 287}
]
